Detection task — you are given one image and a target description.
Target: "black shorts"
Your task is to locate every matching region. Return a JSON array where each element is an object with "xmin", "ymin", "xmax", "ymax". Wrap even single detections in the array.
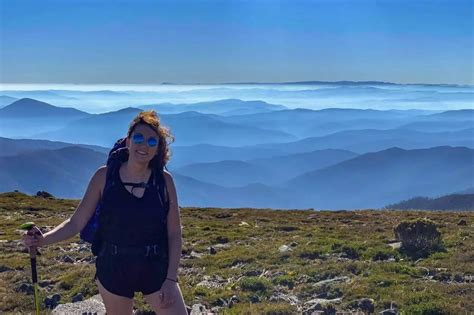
[{"xmin": 95, "ymin": 255, "xmax": 169, "ymax": 298}]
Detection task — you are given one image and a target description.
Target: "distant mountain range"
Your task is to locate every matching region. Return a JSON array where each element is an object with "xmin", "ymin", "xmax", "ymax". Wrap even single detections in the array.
[
  {"xmin": 0, "ymin": 96, "xmax": 473, "ymax": 209},
  {"xmin": 1, "ymin": 138, "xmax": 472, "ymax": 209},
  {"xmin": 279, "ymin": 146, "xmax": 474, "ymax": 209},
  {"xmin": 173, "ymin": 149, "xmax": 358, "ymax": 186},
  {"xmin": 0, "ymin": 137, "xmax": 108, "ymax": 157},
  {"xmin": 0, "ymin": 146, "xmax": 107, "ymax": 198},
  {"xmin": 0, "ymin": 98, "xmax": 88, "ymax": 118},
  {"xmin": 0, "ymin": 95, "xmax": 18, "ymax": 108},
  {"xmin": 1, "ymin": 98, "xmax": 473, "ymax": 148},
  {"xmin": 139, "ymin": 99, "xmax": 287, "ymax": 116},
  {"xmin": 33, "ymin": 107, "xmax": 297, "ymax": 146},
  {"xmin": 0, "ymin": 98, "xmax": 91, "ymax": 137},
  {"xmin": 385, "ymin": 193, "xmax": 474, "ymax": 211}
]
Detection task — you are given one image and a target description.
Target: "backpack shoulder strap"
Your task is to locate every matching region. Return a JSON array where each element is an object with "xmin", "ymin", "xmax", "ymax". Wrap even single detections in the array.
[{"xmin": 152, "ymin": 167, "xmax": 170, "ymax": 215}]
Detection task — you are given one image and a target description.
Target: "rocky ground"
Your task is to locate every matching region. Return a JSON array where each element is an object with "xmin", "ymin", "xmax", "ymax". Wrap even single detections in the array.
[{"xmin": 1, "ymin": 192, "xmax": 473, "ymax": 314}]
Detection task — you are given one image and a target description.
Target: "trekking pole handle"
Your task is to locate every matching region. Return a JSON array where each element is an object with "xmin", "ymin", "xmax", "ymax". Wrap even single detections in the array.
[{"xmin": 20, "ymin": 222, "xmax": 42, "ymax": 258}]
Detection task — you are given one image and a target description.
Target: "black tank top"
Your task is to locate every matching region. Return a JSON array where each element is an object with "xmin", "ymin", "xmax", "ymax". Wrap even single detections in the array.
[{"xmin": 98, "ymin": 167, "xmax": 169, "ymax": 249}]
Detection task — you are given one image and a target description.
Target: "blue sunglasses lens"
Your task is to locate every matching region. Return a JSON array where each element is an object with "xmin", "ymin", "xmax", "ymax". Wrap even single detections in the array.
[
  {"xmin": 147, "ymin": 137, "xmax": 158, "ymax": 147},
  {"xmin": 132, "ymin": 133, "xmax": 158, "ymax": 147},
  {"xmin": 132, "ymin": 133, "xmax": 144, "ymax": 144}
]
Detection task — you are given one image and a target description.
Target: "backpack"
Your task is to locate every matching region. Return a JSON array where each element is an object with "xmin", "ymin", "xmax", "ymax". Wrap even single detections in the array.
[{"xmin": 80, "ymin": 138, "xmax": 170, "ymax": 251}]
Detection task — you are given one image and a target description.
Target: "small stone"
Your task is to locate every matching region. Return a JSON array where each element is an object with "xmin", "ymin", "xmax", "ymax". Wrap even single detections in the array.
[
  {"xmin": 44, "ymin": 294, "xmax": 61, "ymax": 309},
  {"xmin": 228, "ymin": 295, "xmax": 239, "ymax": 308},
  {"xmin": 209, "ymin": 246, "xmax": 217, "ymax": 255},
  {"xmin": 61, "ymin": 255, "xmax": 75, "ymax": 263},
  {"xmin": 190, "ymin": 303, "xmax": 208, "ymax": 315},
  {"xmin": 16, "ymin": 283, "xmax": 34, "ymax": 295},
  {"xmin": 349, "ymin": 298, "xmax": 375, "ymax": 313},
  {"xmin": 0, "ymin": 265, "xmax": 13, "ymax": 273},
  {"xmin": 39, "ymin": 280, "xmax": 53, "ymax": 288},
  {"xmin": 244, "ymin": 270, "xmax": 261, "ymax": 277},
  {"xmin": 72, "ymin": 293, "xmax": 84, "ymax": 303},
  {"xmin": 458, "ymin": 219, "xmax": 467, "ymax": 226},
  {"xmin": 215, "ymin": 236, "xmax": 229, "ymax": 244},
  {"xmin": 279, "ymin": 245, "xmax": 291, "ymax": 253}
]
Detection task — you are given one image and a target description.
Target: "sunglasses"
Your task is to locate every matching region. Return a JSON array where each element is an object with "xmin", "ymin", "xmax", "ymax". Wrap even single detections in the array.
[{"xmin": 132, "ymin": 133, "xmax": 158, "ymax": 147}]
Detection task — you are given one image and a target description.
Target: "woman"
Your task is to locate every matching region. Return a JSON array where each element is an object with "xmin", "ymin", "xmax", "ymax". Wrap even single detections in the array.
[{"xmin": 22, "ymin": 111, "xmax": 188, "ymax": 315}]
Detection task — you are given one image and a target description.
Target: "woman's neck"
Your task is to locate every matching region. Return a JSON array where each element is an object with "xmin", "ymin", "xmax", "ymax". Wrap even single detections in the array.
[{"xmin": 122, "ymin": 161, "xmax": 150, "ymax": 181}]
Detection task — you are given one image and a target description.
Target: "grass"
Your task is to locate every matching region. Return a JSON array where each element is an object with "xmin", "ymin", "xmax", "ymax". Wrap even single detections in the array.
[{"xmin": 0, "ymin": 191, "xmax": 473, "ymax": 314}]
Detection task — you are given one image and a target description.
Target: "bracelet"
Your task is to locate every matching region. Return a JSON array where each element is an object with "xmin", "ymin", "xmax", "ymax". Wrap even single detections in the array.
[{"xmin": 166, "ymin": 277, "xmax": 178, "ymax": 283}]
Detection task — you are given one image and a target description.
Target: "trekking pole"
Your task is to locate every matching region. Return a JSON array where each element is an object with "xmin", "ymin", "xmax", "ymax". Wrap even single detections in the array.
[{"xmin": 20, "ymin": 222, "xmax": 42, "ymax": 315}]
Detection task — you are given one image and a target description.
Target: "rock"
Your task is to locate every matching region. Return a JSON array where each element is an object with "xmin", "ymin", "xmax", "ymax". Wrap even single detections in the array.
[
  {"xmin": 313, "ymin": 276, "xmax": 350, "ymax": 287},
  {"xmin": 269, "ymin": 292, "xmax": 299, "ymax": 305},
  {"xmin": 290, "ymin": 241, "xmax": 298, "ymax": 247},
  {"xmin": 215, "ymin": 236, "xmax": 229, "ymax": 244},
  {"xmin": 61, "ymin": 255, "xmax": 75, "ymax": 263},
  {"xmin": 52, "ymin": 294, "xmax": 106, "ymax": 314},
  {"xmin": 212, "ymin": 297, "xmax": 228, "ymax": 307},
  {"xmin": 244, "ymin": 270, "xmax": 261, "ymax": 277},
  {"xmin": 433, "ymin": 272, "xmax": 452, "ymax": 282},
  {"xmin": 209, "ymin": 246, "xmax": 217, "ymax": 255},
  {"xmin": 16, "ymin": 283, "xmax": 34, "ymax": 295},
  {"xmin": 349, "ymin": 298, "xmax": 375, "ymax": 313},
  {"xmin": 72, "ymin": 293, "xmax": 84, "ymax": 302},
  {"xmin": 189, "ymin": 251, "xmax": 204, "ymax": 259},
  {"xmin": 303, "ymin": 298, "xmax": 341, "ymax": 315},
  {"xmin": 210, "ymin": 306, "xmax": 223, "ymax": 313},
  {"xmin": 228, "ymin": 295, "xmax": 239, "ymax": 308},
  {"xmin": 190, "ymin": 303, "xmax": 209, "ymax": 315},
  {"xmin": 45, "ymin": 294, "xmax": 61, "ymax": 309},
  {"xmin": 249, "ymin": 295, "xmax": 260, "ymax": 303},
  {"xmin": 458, "ymin": 219, "xmax": 467, "ymax": 226},
  {"xmin": 0, "ymin": 265, "xmax": 13, "ymax": 273},
  {"xmin": 39, "ymin": 280, "xmax": 54, "ymax": 288},
  {"xmin": 279, "ymin": 245, "xmax": 291, "ymax": 253},
  {"xmin": 196, "ymin": 275, "xmax": 227, "ymax": 289}
]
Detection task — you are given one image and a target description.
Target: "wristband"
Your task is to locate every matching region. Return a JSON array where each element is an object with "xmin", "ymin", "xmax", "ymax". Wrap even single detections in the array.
[{"xmin": 166, "ymin": 277, "xmax": 178, "ymax": 283}]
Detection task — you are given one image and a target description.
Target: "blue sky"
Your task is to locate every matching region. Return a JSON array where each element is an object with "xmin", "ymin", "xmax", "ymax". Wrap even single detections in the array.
[{"xmin": 0, "ymin": 0, "xmax": 472, "ymax": 85}]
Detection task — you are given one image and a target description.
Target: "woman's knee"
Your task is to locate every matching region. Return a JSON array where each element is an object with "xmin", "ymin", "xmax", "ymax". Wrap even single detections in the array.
[{"xmin": 144, "ymin": 287, "xmax": 187, "ymax": 315}]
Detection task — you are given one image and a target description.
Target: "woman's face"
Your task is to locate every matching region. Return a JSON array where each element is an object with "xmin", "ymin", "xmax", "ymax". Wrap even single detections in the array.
[{"xmin": 126, "ymin": 123, "xmax": 159, "ymax": 166}]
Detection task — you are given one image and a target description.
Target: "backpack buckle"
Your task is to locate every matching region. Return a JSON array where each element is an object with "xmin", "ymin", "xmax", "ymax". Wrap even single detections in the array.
[{"xmin": 111, "ymin": 244, "xmax": 118, "ymax": 255}]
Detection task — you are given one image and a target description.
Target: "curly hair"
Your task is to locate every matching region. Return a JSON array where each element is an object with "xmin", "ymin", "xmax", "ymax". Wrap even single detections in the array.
[{"xmin": 127, "ymin": 110, "xmax": 175, "ymax": 169}]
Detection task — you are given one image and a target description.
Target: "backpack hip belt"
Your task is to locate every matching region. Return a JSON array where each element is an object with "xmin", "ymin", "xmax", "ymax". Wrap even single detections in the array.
[{"xmin": 98, "ymin": 240, "xmax": 167, "ymax": 257}]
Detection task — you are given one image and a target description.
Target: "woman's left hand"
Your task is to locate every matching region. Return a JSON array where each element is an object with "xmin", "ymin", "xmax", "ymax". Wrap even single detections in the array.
[{"xmin": 159, "ymin": 279, "xmax": 178, "ymax": 308}]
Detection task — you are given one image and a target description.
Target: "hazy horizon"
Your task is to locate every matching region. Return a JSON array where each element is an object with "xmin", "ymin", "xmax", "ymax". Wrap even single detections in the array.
[{"xmin": 1, "ymin": 0, "xmax": 473, "ymax": 85}]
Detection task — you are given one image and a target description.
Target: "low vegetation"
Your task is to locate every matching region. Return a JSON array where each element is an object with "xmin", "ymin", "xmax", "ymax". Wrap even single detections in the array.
[{"xmin": 0, "ymin": 191, "xmax": 473, "ymax": 314}]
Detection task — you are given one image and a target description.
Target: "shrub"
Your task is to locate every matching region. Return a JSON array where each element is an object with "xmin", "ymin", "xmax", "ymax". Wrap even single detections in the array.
[
  {"xmin": 394, "ymin": 218, "xmax": 444, "ymax": 259},
  {"xmin": 239, "ymin": 277, "xmax": 273, "ymax": 293},
  {"xmin": 36, "ymin": 191, "xmax": 54, "ymax": 199},
  {"xmin": 272, "ymin": 275, "xmax": 295, "ymax": 289},
  {"xmin": 402, "ymin": 301, "xmax": 447, "ymax": 315}
]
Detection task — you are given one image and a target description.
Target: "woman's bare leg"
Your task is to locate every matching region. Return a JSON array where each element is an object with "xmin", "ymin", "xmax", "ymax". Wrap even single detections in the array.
[
  {"xmin": 96, "ymin": 279, "xmax": 134, "ymax": 315},
  {"xmin": 143, "ymin": 284, "xmax": 187, "ymax": 315}
]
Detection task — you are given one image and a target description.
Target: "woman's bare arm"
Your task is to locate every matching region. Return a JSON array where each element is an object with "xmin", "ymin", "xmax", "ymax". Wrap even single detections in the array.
[
  {"xmin": 164, "ymin": 170, "xmax": 182, "ymax": 281},
  {"xmin": 39, "ymin": 166, "xmax": 106, "ymax": 246}
]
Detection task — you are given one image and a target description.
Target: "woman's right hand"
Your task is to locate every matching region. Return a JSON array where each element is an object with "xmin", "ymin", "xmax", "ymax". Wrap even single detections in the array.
[{"xmin": 21, "ymin": 226, "xmax": 45, "ymax": 248}]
